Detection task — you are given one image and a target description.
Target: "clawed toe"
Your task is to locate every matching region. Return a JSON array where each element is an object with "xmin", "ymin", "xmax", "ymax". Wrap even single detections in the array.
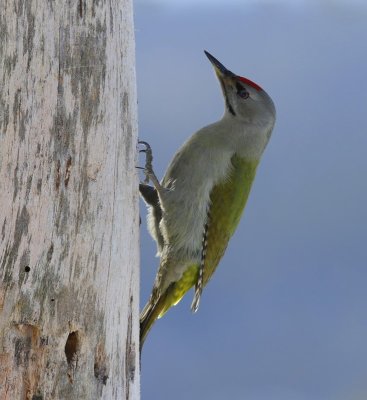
[
  {"xmin": 138, "ymin": 140, "xmax": 151, "ymax": 151},
  {"xmin": 138, "ymin": 140, "xmax": 154, "ymax": 184}
]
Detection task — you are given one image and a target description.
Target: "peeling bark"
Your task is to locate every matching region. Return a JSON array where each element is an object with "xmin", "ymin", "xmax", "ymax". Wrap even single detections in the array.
[{"xmin": 0, "ymin": 1, "xmax": 139, "ymax": 399}]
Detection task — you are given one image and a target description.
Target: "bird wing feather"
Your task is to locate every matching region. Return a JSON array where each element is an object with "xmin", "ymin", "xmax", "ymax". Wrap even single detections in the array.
[
  {"xmin": 192, "ymin": 154, "xmax": 259, "ymax": 310},
  {"xmin": 140, "ymin": 155, "xmax": 259, "ymax": 346}
]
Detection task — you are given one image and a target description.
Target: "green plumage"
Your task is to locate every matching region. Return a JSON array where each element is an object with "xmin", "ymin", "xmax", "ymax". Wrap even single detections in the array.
[
  {"xmin": 140, "ymin": 155, "xmax": 258, "ymax": 347},
  {"xmin": 202, "ymin": 155, "xmax": 258, "ymax": 286}
]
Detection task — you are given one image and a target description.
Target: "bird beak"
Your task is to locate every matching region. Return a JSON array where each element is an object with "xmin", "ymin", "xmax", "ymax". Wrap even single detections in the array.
[{"xmin": 204, "ymin": 50, "xmax": 236, "ymax": 80}]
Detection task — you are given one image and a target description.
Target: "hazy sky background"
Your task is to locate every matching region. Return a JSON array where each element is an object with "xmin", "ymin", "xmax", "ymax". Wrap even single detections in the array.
[{"xmin": 135, "ymin": 1, "xmax": 367, "ymax": 399}]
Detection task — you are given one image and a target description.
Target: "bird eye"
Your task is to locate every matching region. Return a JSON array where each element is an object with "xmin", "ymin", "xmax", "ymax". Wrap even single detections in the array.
[
  {"xmin": 236, "ymin": 83, "xmax": 249, "ymax": 99},
  {"xmin": 237, "ymin": 88, "xmax": 249, "ymax": 99}
]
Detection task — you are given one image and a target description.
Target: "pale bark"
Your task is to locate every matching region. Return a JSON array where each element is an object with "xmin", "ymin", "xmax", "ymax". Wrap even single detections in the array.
[{"xmin": 0, "ymin": 1, "xmax": 139, "ymax": 399}]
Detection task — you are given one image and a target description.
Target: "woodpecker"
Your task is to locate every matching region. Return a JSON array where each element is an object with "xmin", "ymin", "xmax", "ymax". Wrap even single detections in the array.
[{"xmin": 139, "ymin": 51, "xmax": 276, "ymax": 349}]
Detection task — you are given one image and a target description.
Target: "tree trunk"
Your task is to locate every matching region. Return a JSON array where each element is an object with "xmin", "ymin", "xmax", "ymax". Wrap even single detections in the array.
[{"xmin": 0, "ymin": 1, "xmax": 139, "ymax": 399}]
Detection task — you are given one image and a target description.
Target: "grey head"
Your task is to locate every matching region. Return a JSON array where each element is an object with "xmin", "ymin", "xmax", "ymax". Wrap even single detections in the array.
[{"xmin": 204, "ymin": 50, "xmax": 276, "ymax": 125}]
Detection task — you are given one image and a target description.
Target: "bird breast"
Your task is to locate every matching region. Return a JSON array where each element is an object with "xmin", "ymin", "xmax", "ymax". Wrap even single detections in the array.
[{"xmin": 159, "ymin": 130, "xmax": 234, "ymax": 261}]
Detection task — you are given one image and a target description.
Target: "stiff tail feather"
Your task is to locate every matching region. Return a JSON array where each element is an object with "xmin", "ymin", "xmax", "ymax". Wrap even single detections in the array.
[{"xmin": 140, "ymin": 284, "xmax": 175, "ymax": 351}]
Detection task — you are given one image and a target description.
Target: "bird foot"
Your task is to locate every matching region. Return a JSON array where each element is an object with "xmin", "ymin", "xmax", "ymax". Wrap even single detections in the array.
[
  {"xmin": 138, "ymin": 140, "xmax": 155, "ymax": 184},
  {"xmin": 138, "ymin": 140, "xmax": 163, "ymax": 192}
]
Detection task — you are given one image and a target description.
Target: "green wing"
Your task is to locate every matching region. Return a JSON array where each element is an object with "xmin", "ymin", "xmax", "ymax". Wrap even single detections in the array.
[
  {"xmin": 202, "ymin": 154, "xmax": 259, "ymax": 286},
  {"xmin": 140, "ymin": 155, "xmax": 259, "ymax": 348}
]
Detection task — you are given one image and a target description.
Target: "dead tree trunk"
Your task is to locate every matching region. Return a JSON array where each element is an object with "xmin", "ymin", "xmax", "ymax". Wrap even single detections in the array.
[{"xmin": 0, "ymin": 1, "xmax": 139, "ymax": 399}]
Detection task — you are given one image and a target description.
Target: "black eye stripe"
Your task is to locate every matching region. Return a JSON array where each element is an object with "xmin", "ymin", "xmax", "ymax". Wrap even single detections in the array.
[{"xmin": 236, "ymin": 82, "xmax": 249, "ymax": 98}]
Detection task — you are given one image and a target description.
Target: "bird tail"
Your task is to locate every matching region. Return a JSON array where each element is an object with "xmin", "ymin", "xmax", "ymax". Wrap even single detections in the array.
[{"xmin": 140, "ymin": 284, "xmax": 175, "ymax": 352}]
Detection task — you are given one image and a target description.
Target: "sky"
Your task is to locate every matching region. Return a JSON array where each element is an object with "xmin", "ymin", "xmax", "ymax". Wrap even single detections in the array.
[{"xmin": 134, "ymin": 1, "xmax": 367, "ymax": 399}]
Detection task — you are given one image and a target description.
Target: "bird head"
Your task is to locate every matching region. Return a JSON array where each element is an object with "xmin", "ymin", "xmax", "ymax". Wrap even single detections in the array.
[{"xmin": 205, "ymin": 50, "xmax": 275, "ymax": 124}]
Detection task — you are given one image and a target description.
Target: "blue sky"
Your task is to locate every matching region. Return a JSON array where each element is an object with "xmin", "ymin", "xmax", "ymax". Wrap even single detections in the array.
[{"xmin": 135, "ymin": 1, "xmax": 367, "ymax": 399}]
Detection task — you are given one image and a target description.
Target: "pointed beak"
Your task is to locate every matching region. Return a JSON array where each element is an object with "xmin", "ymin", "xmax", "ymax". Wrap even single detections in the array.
[{"xmin": 204, "ymin": 50, "xmax": 236, "ymax": 79}]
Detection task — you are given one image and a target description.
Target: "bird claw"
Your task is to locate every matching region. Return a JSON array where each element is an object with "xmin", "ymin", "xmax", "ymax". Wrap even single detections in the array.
[
  {"xmin": 138, "ymin": 140, "xmax": 151, "ymax": 154},
  {"xmin": 138, "ymin": 140, "xmax": 155, "ymax": 184}
]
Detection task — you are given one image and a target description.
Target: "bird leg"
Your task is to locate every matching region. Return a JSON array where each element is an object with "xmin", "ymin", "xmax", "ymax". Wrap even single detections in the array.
[{"xmin": 138, "ymin": 141, "xmax": 165, "ymax": 195}]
